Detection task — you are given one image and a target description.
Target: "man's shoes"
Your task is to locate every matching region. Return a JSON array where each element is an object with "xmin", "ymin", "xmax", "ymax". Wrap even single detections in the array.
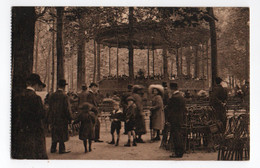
[
  {"xmin": 169, "ymin": 154, "xmax": 183, "ymax": 158},
  {"xmin": 124, "ymin": 140, "xmax": 131, "ymax": 147},
  {"xmin": 94, "ymin": 139, "xmax": 103, "ymax": 142},
  {"xmin": 115, "ymin": 139, "xmax": 119, "ymax": 146},
  {"xmin": 108, "ymin": 140, "xmax": 115, "ymax": 144},
  {"xmin": 50, "ymin": 149, "xmax": 57, "ymax": 153},
  {"xmin": 152, "ymin": 136, "xmax": 160, "ymax": 141},
  {"xmin": 133, "ymin": 139, "xmax": 137, "ymax": 146},
  {"xmin": 136, "ymin": 138, "xmax": 145, "ymax": 143},
  {"xmin": 59, "ymin": 150, "xmax": 71, "ymax": 154}
]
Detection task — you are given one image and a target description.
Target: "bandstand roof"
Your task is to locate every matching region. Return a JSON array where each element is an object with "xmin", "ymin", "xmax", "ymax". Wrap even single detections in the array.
[{"xmin": 95, "ymin": 22, "xmax": 210, "ymax": 49}]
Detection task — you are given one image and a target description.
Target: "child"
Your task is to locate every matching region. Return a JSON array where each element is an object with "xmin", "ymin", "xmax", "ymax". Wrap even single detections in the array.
[
  {"xmin": 73, "ymin": 102, "xmax": 96, "ymax": 153},
  {"xmin": 108, "ymin": 100, "xmax": 123, "ymax": 146},
  {"xmin": 124, "ymin": 96, "xmax": 137, "ymax": 147}
]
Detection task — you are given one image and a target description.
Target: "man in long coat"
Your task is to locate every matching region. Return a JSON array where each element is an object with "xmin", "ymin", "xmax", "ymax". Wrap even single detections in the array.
[
  {"xmin": 12, "ymin": 73, "xmax": 48, "ymax": 159},
  {"xmin": 48, "ymin": 79, "xmax": 72, "ymax": 154},
  {"xmin": 167, "ymin": 83, "xmax": 186, "ymax": 158},
  {"xmin": 132, "ymin": 85, "xmax": 146, "ymax": 143},
  {"xmin": 209, "ymin": 77, "xmax": 228, "ymax": 131},
  {"xmin": 86, "ymin": 82, "xmax": 103, "ymax": 142}
]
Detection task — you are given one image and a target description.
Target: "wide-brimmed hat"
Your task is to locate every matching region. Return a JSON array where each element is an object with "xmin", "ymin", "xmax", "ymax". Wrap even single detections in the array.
[
  {"xmin": 79, "ymin": 102, "xmax": 92, "ymax": 111},
  {"xmin": 89, "ymin": 82, "xmax": 98, "ymax": 88},
  {"xmin": 126, "ymin": 96, "xmax": 135, "ymax": 102},
  {"xmin": 148, "ymin": 84, "xmax": 164, "ymax": 96},
  {"xmin": 58, "ymin": 79, "xmax": 68, "ymax": 87},
  {"xmin": 26, "ymin": 73, "xmax": 46, "ymax": 88}
]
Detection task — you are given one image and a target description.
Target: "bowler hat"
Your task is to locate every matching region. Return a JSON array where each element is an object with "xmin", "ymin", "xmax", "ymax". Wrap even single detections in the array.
[
  {"xmin": 82, "ymin": 84, "xmax": 87, "ymax": 90},
  {"xmin": 26, "ymin": 73, "xmax": 46, "ymax": 88},
  {"xmin": 162, "ymin": 82, "xmax": 167, "ymax": 87},
  {"xmin": 170, "ymin": 83, "xmax": 178, "ymax": 90},
  {"xmin": 58, "ymin": 79, "xmax": 68, "ymax": 87},
  {"xmin": 215, "ymin": 77, "xmax": 222, "ymax": 84},
  {"xmin": 126, "ymin": 96, "xmax": 135, "ymax": 102},
  {"xmin": 89, "ymin": 82, "xmax": 98, "ymax": 88}
]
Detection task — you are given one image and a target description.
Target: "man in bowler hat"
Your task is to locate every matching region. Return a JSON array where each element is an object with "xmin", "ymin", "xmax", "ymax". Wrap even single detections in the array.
[
  {"xmin": 48, "ymin": 79, "xmax": 72, "ymax": 154},
  {"xmin": 12, "ymin": 73, "xmax": 48, "ymax": 159},
  {"xmin": 166, "ymin": 83, "xmax": 186, "ymax": 158},
  {"xmin": 86, "ymin": 82, "xmax": 103, "ymax": 142}
]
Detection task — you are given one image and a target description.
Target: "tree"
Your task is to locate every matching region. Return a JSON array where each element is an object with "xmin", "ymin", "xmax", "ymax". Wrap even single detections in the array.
[
  {"xmin": 56, "ymin": 7, "xmax": 65, "ymax": 85},
  {"xmin": 12, "ymin": 7, "xmax": 36, "ymax": 93}
]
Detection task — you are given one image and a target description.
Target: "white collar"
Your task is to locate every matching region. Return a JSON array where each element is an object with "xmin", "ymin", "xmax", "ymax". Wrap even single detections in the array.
[{"xmin": 26, "ymin": 86, "xmax": 35, "ymax": 92}]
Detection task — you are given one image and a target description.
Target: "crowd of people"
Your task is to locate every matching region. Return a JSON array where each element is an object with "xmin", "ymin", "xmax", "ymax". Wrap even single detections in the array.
[{"xmin": 12, "ymin": 72, "xmax": 248, "ymax": 159}]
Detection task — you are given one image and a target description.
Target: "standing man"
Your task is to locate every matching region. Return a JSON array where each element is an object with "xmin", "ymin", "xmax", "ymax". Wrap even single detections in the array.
[
  {"xmin": 209, "ymin": 77, "xmax": 228, "ymax": 132},
  {"xmin": 86, "ymin": 82, "xmax": 103, "ymax": 142},
  {"xmin": 167, "ymin": 83, "xmax": 186, "ymax": 158},
  {"xmin": 48, "ymin": 79, "xmax": 72, "ymax": 154},
  {"xmin": 12, "ymin": 73, "xmax": 48, "ymax": 159}
]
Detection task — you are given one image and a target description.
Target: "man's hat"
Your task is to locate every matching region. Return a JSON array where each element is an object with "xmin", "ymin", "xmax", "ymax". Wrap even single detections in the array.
[
  {"xmin": 162, "ymin": 82, "xmax": 167, "ymax": 87},
  {"xmin": 58, "ymin": 79, "xmax": 68, "ymax": 87},
  {"xmin": 215, "ymin": 77, "xmax": 223, "ymax": 84},
  {"xmin": 89, "ymin": 82, "xmax": 98, "ymax": 88},
  {"xmin": 126, "ymin": 96, "xmax": 135, "ymax": 102},
  {"xmin": 82, "ymin": 84, "xmax": 87, "ymax": 90},
  {"xmin": 26, "ymin": 73, "xmax": 46, "ymax": 88},
  {"xmin": 170, "ymin": 83, "xmax": 178, "ymax": 90}
]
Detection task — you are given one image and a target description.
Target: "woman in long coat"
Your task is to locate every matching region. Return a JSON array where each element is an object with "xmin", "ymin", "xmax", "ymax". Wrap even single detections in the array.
[
  {"xmin": 12, "ymin": 74, "xmax": 48, "ymax": 159},
  {"xmin": 149, "ymin": 84, "xmax": 165, "ymax": 141},
  {"xmin": 132, "ymin": 85, "xmax": 146, "ymax": 143},
  {"xmin": 73, "ymin": 102, "xmax": 96, "ymax": 153}
]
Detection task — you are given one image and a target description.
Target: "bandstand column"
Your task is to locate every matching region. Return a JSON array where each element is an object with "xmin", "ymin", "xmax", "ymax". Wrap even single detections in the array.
[
  {"xmin": 162, "ymin": 46, "xmax": 168, "ymax": 79},
  {"xmin": 147, "ymin": 46, "xmax": 150, "ymax": 79}
]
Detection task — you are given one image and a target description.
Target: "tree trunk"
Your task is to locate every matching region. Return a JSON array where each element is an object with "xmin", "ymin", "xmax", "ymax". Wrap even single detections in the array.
[
  {"xmin": 186, "ymin": 46, "xmax": 191, "ymax": 77},
  {"xmin": 34, "ymin": 21, "xmax": 40, "ymax": 73},
  {"xmin": 11, "ymin": 7, "xmax": 36, "ymax": 159},
  {"xmin": 176, "ymin": 47, "xmax": 180, "ymax": 77},
  {"xmin": 51, "ymin": 19, "xmax": 55, "ymax": 92},
  {"xmin": 128, "ymin": 7, "xmax": 134, "ymax": 80},
  {"xmin": 194, "ymin": 45, "xmax": 199, "ymax": 78},
  {"xmin": 93, "ymin": 40, "xmax": 97, "ymax": 83},
  {"xmin": 97, "ymin": 43, "xmax": 101, "ymax": 81},
  {"xmin": 116, "ymin": 42, "xmax": 119, "ymax": 78},
  {"xmin": 207, "ymin": 7, "xmax": 218, "ymax": 87},
  {"xmin": 245, "ymin": 41, "xmax": 249, "ymax": 82},
  {"xmin": 162, "ymin": 47, "xmax": 168, "ymax": 79},
  {"xmin": 12, "ymin": 7, "xmax": 36, "ymax": 93},
  {"xmin": 56, "ymin": 7, "xmax": 65, "ymax": 85},
  {"xmin": 108, "ymin": 47, "xmax": 111, "ymax": 76},
  {"xmin": 180, "ymin": 44, "xmax": 183, "ymax": 77},
  {"xmin": 152, "ymin": 48, "xmax": 155, "ymax": 77},
  {"xmin": 147, "ymin": 48, "xmax": 150, "ymax": 78}
]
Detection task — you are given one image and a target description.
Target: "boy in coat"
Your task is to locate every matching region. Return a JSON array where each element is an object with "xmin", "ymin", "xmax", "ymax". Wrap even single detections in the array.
[
  {"xmin": 73, "ymin": 102, "xmax": 96, "ymax": 153},
  {"xmin": 108, "ymin": 101, "xmax": 124, "ymax": 146}
]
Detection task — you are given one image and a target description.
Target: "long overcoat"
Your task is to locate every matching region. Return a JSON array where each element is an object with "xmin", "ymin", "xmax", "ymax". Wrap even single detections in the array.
[
  {"xmin": 12, "ymin": 89, "xmax": 48, "ymax": 159},
  {"xmin": 78, "ymin": 90, "xmax": 88, "ymax": 106},
  {"xmin": 150, "ymin": 95, "xmax": 165, "ymax": 130},
  {"xmin": 74, "ymin": 111, "xmax": 96, "ymax": 140},
  {"xmin": 48, "ymin": 90, "xmax": 72, "ymax": 142},
  {"xmin": 85, "ymin": 90, "xmax": 100, "ymax": 139},
  {"xmin": 209, "ymin": 84, "xmax": 228, "ymax": 127},
  {"xmin": 132, "ymin": 93, "xmax": 146, "ymax": 134},
  {"xmin": 167, "ymin": 91, "xmax": 186, "ymax": 127}
]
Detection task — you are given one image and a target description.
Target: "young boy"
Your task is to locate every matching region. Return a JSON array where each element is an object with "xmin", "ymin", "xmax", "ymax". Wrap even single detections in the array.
[
  {"xmin": 124, "ymin": 96, "xmax": 137, "ymax": 147},
  {"xmin": 108, "ymin": 101, "xmax": 123, "ymax": 146},
  {"xmin": 73, "ymin": 102, "xmax": 96, "ymax": 153}
]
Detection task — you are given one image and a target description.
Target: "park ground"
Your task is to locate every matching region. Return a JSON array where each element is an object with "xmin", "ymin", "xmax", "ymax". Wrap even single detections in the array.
[{"xmin": 46, "ymin": 120, "xmax": 218, "ymax": 160}]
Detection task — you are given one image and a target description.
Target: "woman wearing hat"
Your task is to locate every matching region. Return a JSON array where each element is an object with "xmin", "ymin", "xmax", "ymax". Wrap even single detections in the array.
[
  {"xmin": 132, "ymin": 85, "xmax": 146, "ymax": 143},
  {"xmin": 148, "ymin": 84, "xmax": 165, "ymax": 141},
  {"xmin": 12, "ymin": 73, "xmax": 48, "ymax": 159}
]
